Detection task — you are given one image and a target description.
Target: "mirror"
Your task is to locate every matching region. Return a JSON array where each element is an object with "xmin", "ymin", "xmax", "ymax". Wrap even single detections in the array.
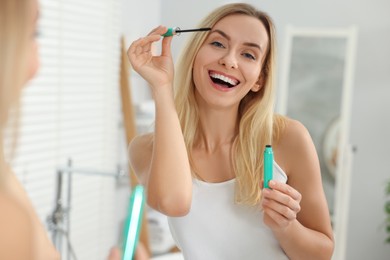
[{"xmin": 277, "ymin": 25, "xmax": 358, "ymax": 259}]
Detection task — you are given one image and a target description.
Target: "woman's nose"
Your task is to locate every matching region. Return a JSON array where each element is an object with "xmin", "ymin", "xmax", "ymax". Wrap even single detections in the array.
[{"xmin": 218, "ymin": 52, "xmax": 238, "ymax": 69}]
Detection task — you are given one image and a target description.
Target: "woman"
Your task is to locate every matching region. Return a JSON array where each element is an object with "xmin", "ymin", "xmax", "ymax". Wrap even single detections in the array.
[
  {"xmin": 0, "ymin": 0, "xmax": 60, "ymax": 259},
  {"xmin": 128, "ymin": 3, "xmax": 334, "ymax": 259},
  {"xmin": 0, "ymin": 1, "xmax": 142, "ymax": 259}
]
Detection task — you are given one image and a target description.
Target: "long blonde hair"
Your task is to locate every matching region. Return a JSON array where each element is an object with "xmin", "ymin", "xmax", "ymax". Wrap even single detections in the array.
[
  {"xmin": 174, "ymin": 3, "xmax": 286, "ymax": 205},
  {"xmin": 0, "ymin": 0, "xmax": 32, "ymax": 183}
]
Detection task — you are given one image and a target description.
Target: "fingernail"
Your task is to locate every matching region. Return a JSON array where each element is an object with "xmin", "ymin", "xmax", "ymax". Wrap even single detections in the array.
[{"xmin": 269, "ymin": 180, "xmax": 275, "ymax": 186}]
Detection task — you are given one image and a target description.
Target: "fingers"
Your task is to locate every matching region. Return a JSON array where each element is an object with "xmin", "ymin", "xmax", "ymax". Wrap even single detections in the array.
[
  {"xmin": 147, "ymin": 25, "xmax": 170, "ymax": 35},
  {"xmin": 127, "ymin": 25, "xmax": 173, "ymax": 69},
  {"xmin": 127, "ymin": 25, "xmax": 166, "ymax": 56},
  {"xmin": 269, "ymin": 180, "xmax": 302, "ymax": 203},
  {"xmin": 147, "ymin": 25, "xmax": 173, "ymax": 57},
  {"xmin": 127, "ymin": 35, "xmax": 159, "ymax": 71},
  {"xmin": 125, "ymin": 25, "xmax": 174, "ymax": 89},
  {"xmin": 128, "ymin": 34, "xmax": 161, "ymax": 56},
  {"xmin": 161, "ymin": 35, "xmax": 173, "ymax": 57},
  {"xmin": 263, "ymin": 205, "xmax": 291, "ymax": 227},
  {"xmin": 262, "ymin": 181, "xmax": 302, "ymax": 227},
  {"xmin": 262, "ymin": 191, "xmax": 297, "ymax": 220},
  {"xmin": 106, "ymin": 246, "xmax": 121, "ymax": 260},
  {"xmin": 134, "ymin": 242, "xmax": 150, "ymax": 260}
]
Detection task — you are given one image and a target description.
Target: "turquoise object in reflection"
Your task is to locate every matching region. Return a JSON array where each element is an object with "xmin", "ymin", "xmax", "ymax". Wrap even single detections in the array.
[{"xmin": 122, "ymin": 185, "xmax": 145, "ymax": 260}]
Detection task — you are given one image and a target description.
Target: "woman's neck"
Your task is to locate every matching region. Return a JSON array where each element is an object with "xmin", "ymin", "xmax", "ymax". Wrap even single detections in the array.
[{"xmin": 195, "ymin": 105, "xmax": 239, "ymax": 151}]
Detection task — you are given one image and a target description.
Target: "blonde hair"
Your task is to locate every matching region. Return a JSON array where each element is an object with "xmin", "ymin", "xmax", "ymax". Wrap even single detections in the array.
[
  {"xmin": 0, "ymin": 0, "xmax": 32, "ymax": 183},
  {"xmin": 174, "ymin": 3, "xmax": 286, "ymax": 205}
]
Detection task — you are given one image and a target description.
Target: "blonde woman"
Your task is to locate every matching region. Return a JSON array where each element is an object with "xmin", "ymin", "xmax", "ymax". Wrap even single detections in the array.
[
  {"xmin": 0, "ymin": 0, "xmax": 60, "ymax": 259},
  {"xmin": 128, "ymin": 3, "xmax": 333, "ymax": 260}
]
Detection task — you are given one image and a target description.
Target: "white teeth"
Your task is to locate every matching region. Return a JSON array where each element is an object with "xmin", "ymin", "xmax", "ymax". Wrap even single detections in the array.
[{"xmin": 210, "ymin": 72, "xmax": 238, "ymax": 86}]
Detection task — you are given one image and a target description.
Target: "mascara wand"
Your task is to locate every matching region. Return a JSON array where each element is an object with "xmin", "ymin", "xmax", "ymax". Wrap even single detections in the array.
[{"xmin": 162, "ymin": 27, "xmax": 211, "ymax": 37}]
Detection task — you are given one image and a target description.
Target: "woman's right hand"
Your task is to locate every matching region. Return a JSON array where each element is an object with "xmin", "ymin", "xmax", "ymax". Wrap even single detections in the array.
[{"xmin": 127, "ymin": 26, "xmax": 174, "ymax": 91}]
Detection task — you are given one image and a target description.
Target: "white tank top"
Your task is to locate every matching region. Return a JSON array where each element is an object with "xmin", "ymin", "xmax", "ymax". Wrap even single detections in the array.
[{"xmin": 168, "ymin": 162, "xmax": 289, "ymax": 260}]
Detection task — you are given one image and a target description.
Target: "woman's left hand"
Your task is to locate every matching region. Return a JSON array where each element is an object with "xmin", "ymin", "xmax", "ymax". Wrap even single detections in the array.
[{"xmin": 261, "ymin": 180, "xmax": 302, "ymax": 232}]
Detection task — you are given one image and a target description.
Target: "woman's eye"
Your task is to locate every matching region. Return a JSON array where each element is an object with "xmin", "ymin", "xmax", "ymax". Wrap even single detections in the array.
[
  {"xmin": 211, "ymin": 41, "xmax": 224, "ymax": 48},
  {"xmin": 243, "ymin": 52, "xmax": 256, "ymax": 60}
]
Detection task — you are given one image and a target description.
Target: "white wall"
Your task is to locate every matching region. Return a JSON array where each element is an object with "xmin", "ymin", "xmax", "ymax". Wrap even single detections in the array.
[
  {"xmin": 122, "ymin": 0, "xmax": 161, "ymax": 106},
  {"xmin": 125, "ymin": 0, "xmax": 390, "ymax": 259}
]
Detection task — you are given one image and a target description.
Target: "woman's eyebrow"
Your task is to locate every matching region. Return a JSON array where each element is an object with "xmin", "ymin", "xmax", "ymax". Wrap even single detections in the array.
[
  {"xmin": 210, "ymin": 29, "xmax": 231, "ymax": 40},
  {"xmin": 210, "ymin": 29, "xmax": 263, "ymax": 52}
]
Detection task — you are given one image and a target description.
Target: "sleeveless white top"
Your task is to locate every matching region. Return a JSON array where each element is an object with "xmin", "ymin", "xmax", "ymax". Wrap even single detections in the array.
[{"xmin": 168, "ymin": 162, "xmax": 289, "ymax": 260}]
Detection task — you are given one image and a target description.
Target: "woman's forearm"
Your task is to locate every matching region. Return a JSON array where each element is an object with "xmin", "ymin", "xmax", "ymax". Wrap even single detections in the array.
[
  {"xmin": 274, "ymin": 220, "xmax": 334, "ymax": 260},
  {"xmin": 147, "ymin": 87, "xmax": 192, "ymax": 216}
]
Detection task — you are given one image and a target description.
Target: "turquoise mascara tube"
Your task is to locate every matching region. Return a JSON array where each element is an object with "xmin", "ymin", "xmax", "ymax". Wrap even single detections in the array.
[
  {"xmin": 122, "ymin": 185, "xmax": 145, "ymax": 260},
  {"xmin": 263, "ymin": 145, "xmax": 273, "ymax": 189}
]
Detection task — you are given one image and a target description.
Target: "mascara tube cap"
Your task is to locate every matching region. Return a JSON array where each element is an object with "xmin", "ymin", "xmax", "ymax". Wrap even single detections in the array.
[{"xmin": 162, "ymin": 27, "xmax": 180, "ymax": 37}]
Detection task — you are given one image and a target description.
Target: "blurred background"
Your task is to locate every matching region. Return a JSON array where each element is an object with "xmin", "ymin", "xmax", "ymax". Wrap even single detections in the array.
[{"xmin": 7, "ymin": 0, "xmax": 390, "ymax": 259}]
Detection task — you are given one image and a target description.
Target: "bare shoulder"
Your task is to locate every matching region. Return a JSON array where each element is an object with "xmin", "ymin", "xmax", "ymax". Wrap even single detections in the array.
[
  {"xmin": 128, "ymin": 133, "xmax": 154, "ymax": 183},
  {"xmin": 281, "ymin": 118, "xmax": 312, "ymax": 145},
  {"xmin": 0, "ymin": 191, "xmax": 33, "ymax": 259},
  {"xmin": 274, "ymin": 117, "xmax": 318, "ymax": 175}
]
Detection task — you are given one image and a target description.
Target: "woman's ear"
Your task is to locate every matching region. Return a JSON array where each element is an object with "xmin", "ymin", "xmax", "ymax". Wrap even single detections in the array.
[
  {"xmin": 251, "ymin": 83, "xmax": 261, "ymax": 92},
  {"xmin": 251, "ymin": 76, "xmax": 264, "ymax": 92},
  {"xmin": 252, "ymin": 71, "xmax": 267, "ymax": 92}
]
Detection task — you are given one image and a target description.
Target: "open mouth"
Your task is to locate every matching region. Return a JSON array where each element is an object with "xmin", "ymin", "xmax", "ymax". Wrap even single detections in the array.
[{"xmin": 209, "ymin": 71, "xmax": 240, "ymax": 89}]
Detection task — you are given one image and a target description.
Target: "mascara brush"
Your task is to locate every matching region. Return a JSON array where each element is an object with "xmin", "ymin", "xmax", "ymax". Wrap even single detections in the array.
[{"xmin": 162, "ymin": 27, "xmax": 211, "ymax": 37}]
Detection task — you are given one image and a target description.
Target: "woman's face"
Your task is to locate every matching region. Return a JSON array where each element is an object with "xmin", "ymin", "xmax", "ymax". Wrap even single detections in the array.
[
  {"xmin": 192, "ymin": 14, "xmax": 269, "ymax": 109},
  {"xmin": 26, "ymin": 0, "xmax": 40, "ymax": 82}
]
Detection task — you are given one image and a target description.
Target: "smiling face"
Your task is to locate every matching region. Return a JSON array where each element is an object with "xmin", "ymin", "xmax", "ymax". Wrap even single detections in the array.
[{"xmin": 192, "ymin": 14, "xmax": 269, "ymax": 110}]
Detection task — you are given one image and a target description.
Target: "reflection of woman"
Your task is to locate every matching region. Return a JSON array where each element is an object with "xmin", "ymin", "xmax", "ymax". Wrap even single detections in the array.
[
  {"xmin": 0, "ymin": 1, "xmax": 141, "ymax": 260},
  {"xmin": 128, "ymin": 3, "xmax": 334, "ymax": 259},
  {"xmin": 0, "ymin": 0, "xmax": 60, "ymax": 259}
]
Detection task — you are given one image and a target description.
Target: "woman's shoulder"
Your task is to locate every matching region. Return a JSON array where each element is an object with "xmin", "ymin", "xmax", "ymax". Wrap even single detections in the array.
[
  {"xmin": 0, "ymin": 190, "xmax": 32, "ymax": 224},
  {"xmin": 0, "ymin": 190, "xmax": 33, "ymax": 259},
  {"xmin": 273, "ymin": 116, "xmax": 315, "ymax": 173},
  {"xmin": 275, "ymin": 116, "xmax": 311, "ymax": 146}
]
